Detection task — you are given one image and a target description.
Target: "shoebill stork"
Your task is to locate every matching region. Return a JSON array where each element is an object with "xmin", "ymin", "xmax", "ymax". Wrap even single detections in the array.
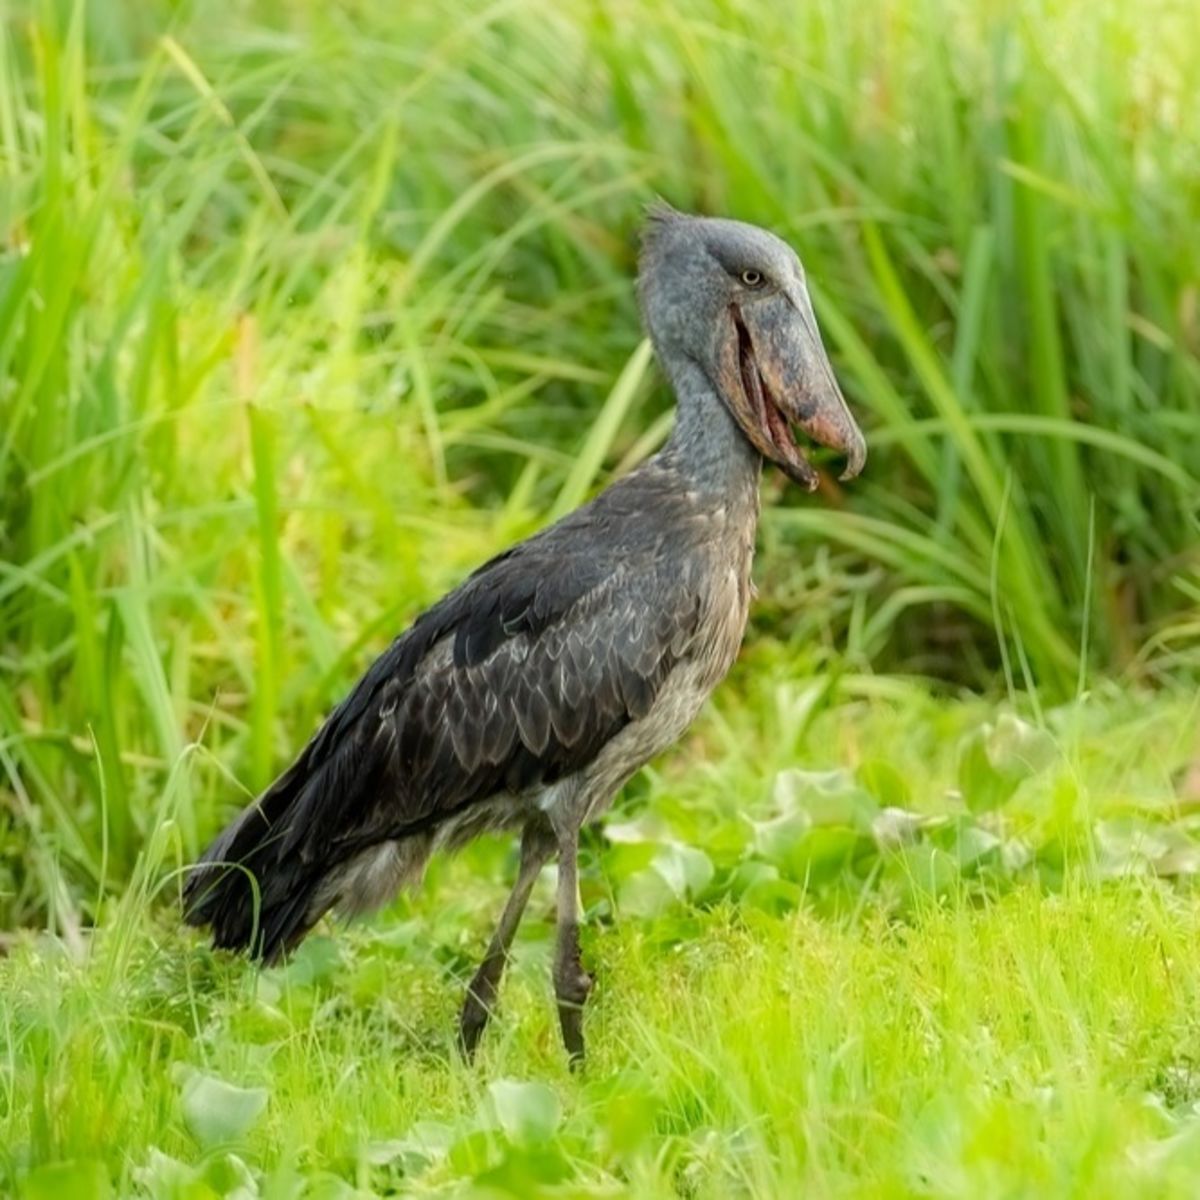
[{"xmin": 184, "ymin": 207, "xmax": 866, "ymax": 1063}]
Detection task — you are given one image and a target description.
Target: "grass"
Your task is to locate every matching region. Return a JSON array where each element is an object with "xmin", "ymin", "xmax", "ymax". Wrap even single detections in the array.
[
  {"xmin": 5, "ymin": 677, "xmax": 1200, "ymax": 1196},
  {"xmin": 3, "ymin": 0, "xmax": 1199, "ymax": 914},
  {"xmin": 2, "ymin": 0, "xmax": 1200, "ymax": 1194}
]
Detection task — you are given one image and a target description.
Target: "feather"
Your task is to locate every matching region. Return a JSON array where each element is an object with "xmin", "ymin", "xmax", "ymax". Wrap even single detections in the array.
[{"xmin": 184, "ymin": 466, "xmax": 710, "ymax": 959}]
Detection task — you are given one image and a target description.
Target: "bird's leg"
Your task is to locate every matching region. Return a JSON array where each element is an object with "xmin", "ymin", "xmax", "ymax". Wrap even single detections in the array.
[
  {"xmin": 552, "ymin": 820, "xmax": 593, "ymax": 1067},
  {"xmin": 458, "ymin": 819, "xmax": 553, "ymax": 1061}
]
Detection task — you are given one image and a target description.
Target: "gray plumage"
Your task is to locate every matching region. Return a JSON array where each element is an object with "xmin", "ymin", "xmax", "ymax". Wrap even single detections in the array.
[{"xmin": 184, "ymin": 206, "xmax": 865, "ymax": 1062}]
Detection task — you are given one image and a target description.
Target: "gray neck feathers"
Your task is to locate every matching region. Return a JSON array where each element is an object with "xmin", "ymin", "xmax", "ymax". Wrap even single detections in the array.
[{"xmin": 656, "ymin": 353, "xmax": 762, "ymax": 509}]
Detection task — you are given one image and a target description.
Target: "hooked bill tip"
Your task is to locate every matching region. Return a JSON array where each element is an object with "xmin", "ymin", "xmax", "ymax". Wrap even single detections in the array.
[{"xmin": 838, "ymin": 434, "xmax": 867, "ymax": 482}]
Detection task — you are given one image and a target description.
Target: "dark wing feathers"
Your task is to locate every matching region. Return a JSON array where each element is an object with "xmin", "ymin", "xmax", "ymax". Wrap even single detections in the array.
[
  {"xmin": 185, "ymin": 472, "xmax": 706, "ymax": 956},
  {"xmin": 309, "ymin": 554, "xmax": 700, "ymax": 855}
]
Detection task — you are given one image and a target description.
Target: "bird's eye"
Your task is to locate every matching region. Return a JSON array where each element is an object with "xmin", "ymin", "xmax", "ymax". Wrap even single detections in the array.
[{"xmin": 740, "ymin": 269, "xmax": 764, "ymax": 288}]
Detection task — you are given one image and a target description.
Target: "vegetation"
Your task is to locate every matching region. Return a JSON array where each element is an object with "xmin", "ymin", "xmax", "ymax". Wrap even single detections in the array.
[
  {"xmin": 1, "ymin": 0, "xmax": 1198, "ymax": 1194},
  {"xmin": 5, "ymin": 681, "xmax": 1200, "ymax": 1196}
]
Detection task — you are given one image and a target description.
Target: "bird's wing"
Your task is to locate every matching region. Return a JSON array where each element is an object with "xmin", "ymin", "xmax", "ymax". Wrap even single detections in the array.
[{"xmin": 267, "ymin": 538, "xmax": 704, "ymax": 867}]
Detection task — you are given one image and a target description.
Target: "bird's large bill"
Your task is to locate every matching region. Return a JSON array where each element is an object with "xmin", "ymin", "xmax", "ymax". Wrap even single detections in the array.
[{"xmin": 719, "ymin": 296, "xmax": 866, "ymax": 492}]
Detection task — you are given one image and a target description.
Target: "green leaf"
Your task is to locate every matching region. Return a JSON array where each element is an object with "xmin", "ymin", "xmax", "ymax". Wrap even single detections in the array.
[
  {"xmin": 200, "ymin": 1153, "xmax": 258, "ymax": 1199},
  {"xmin": 751, "ymin": 811, "xmax": 813, "ymax": 867},
  {"xmin": 743, "ymin": 877, "xmax": 805, "ymax": 915},
  {"xmin": 858, "ymin": 759, "xmax": 913, "ymax": 809},
  {"xmin": 930, "ymin": 816, "xmax": 1002, "ymax": 872},
  {"xmin": 366, "ymin": 1120, "xmax": 456, "ymax": 1173},
  {"xmin": 1094, "ymin": 819, "xmax": 1200, "ymax": 880},
  {"xmin": 619, "ymin": 866, "xmax": 677, "ymax": 918},
  {"xmin": 177, "ymin": 1068, "xmax": 269, "ymax": 1148},
  {"xmin": 1154, "ymin": 842, "xmax": 1200, "ymax": 878},
  {"xmin": 652, "ymin": 842, "xmax": 714, "ymax": 899},
  {"xmin": 297, "ymin": 1176, "xmax": 361, "ymax": 1200},
  {"xmin": 486, "ymin": 1079, "xmax": 561, "ymax": 1146},
  {"xmin": 601, "ymin": 840, "xmax": 658, "ymax": 885},
  {"xmin": 132, "ymin": 1149, "xmax": 201, "ymax": 1199},
  {"xmin": 731, "ymin": 862, "xmax": 804, "ymax": 915},
  {"xmin": 134, "ymin": 1148, "xmax": 257, "ymax": 1200},
  {"xmin": 728, "ymin": 860, "xmax": 779, "ymax": 899},
  {"xmin": 271, "ymin": 935, "xmax": 343, "ymax": 988},
  {"xmin": 604, "ymin": 812, "xmax": 671, "ymax": 843},
  {"xmin": 446, "ymin": 1128, "xmax": 499, "ymax": 1176},
  {"xmin": 773, "ymin": 768, "xmax": 879, "ymax": 829},
  {"xmin": 753, "ymin": 809, "xmax": 867, "ymax": 883},
  {"xmin": 789, "ymin": 826, "xmax": 868, "ymax": 884},
  {"xmin": 958, "ymin": 714, "xmax": 1058, "ymax": 812},
  {"xmin": 958, "ymin": 729, "xmax": 1018, "ymax": 812},
  {"xmin": 889, "ymin": 844, "xmax": 959, "ymax": 900},
  {"xmin": 619, "ymin": 842, "xmax": 714, "ymax": 915},
  {"xmin": 987, "ymin": 713, "xmax": 1058, "ymax": 776},
  {"xmin": 871, "ymin": 806, "xmax": 923, "ymax": 850},
  {"xmin": 22, "ymin": 1161, "xmax": 111, "ymax": 1200}
]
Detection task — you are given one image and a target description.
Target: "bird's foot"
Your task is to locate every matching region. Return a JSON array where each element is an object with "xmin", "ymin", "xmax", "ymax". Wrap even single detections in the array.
[
  {"xmin": 458, "ymin": 971, "xmax": 500, "ymax": 1063},
  {"xmin": 555, "ymin": 965, "xmax": 593, "ymax": 1069}
]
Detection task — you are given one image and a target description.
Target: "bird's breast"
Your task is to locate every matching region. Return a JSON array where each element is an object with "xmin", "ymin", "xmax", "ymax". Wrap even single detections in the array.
[{"xmin": 575, "ymin": 522, "xmax": 756, "ymax": 824}]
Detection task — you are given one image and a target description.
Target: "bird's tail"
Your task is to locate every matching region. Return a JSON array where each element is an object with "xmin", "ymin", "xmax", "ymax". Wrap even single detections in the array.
[{"xmin": 183, "ymin": 759, "xmax": 331, "ymax": 962}]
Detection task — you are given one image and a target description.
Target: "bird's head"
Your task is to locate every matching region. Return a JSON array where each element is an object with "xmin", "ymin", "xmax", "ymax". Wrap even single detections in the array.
[{"xmin": 638, "ymin": 205, "xmax": 865, "ymax": 491}]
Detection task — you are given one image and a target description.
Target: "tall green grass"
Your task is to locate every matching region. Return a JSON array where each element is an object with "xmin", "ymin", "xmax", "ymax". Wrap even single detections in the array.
[{"xmin": 1, "ymin": 0, "xmax": 1198, "ymax": 926}]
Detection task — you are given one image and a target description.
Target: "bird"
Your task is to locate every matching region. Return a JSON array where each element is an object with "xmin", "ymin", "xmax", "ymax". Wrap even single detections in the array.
[{"xmin": 183, "ymin": 206, "xmax": 866, "ymax": 1064}]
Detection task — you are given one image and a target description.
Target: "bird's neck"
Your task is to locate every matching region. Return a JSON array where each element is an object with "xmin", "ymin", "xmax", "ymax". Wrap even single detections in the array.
[{"xmin": 657, "ymin": 354, "xmax": 762, "ymax": 509}]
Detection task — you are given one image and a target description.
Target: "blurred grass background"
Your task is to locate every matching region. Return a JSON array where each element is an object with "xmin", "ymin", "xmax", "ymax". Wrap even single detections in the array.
[{"xmin": 1, "ymin": 0, "xmax": 1198, "ymax": 932}]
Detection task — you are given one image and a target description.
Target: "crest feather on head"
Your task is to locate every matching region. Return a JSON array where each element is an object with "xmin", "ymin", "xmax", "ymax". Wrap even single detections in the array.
[{"xmin": 639, "ymin": 199, "xmax": 687, "ymax": 253}]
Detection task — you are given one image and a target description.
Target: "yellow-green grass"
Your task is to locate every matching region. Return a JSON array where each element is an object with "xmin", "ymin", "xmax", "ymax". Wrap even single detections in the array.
[
  {"xmin": 2, "ymin": 0, "xmax": 1199, "ymax": 917},
  {"xmin": 4, "ymin": 676, "xmax": 1200, "ymax": 1196},
  {"xmin": 3, "ymin": 0, "xmax": 1200, "ymax": 1193}
]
